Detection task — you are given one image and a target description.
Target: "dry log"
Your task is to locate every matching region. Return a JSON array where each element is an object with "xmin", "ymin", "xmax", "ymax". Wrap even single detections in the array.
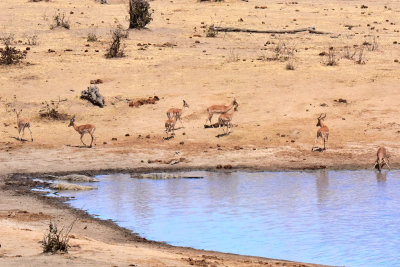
[{"xmin": 212, "ymin": 26, "xmax": 331, "ymax": 35}]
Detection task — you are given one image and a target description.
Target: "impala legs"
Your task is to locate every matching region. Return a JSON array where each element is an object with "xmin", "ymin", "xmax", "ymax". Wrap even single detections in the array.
[
  {"xmin": 27, "ymin": 127, "xmax": 33, "ymax": 141},
  {"xmin": 205, "ymin": 113, "xmax": 213, "ymax": 125}
]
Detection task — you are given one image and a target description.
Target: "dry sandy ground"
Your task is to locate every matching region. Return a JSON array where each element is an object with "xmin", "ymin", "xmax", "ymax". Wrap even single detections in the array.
[{"xmin": 1, "ymin": 0, "xmax": 400, "ymax": 265}]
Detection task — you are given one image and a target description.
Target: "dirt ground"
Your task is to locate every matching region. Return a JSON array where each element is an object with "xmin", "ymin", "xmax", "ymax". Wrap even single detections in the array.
[{"xmin": 1, "ymin": 0, "xmax": 399, "ymax": 265}]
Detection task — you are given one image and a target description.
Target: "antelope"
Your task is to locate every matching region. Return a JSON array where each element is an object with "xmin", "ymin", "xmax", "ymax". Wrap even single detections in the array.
[
  {"xmin": 13, "ymin": 109, "xmax": 33, "ymax": 142},
  {"xmin": 205, "ymin": 98, "xmax": 239, "ymax": 125},
  {"xmin": 166, "ymin": 100, "xmax": 189, "ymax": 128},
  {"xmin": 164, "ymin": 117, "xmax": 177, "ymax": 138},
  {"xmin": 375, "ymin": 146, "xmax": 391, "ymax": 172},
  {"xmin": 218, "ymin": 106, "xmax": 238, "ymax": 134},
  {"xmin": 68, "ymin": 116, "xmax": 96, "ymax": 147},
  {"xmin": 312, "ymin": 113, "xmax": 329, "ymax": 151}
]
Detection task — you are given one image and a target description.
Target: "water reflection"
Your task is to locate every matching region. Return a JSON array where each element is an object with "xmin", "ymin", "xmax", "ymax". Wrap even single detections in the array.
[
  {"xmin": 58, "ymin": 170, "xmax": 400, "ymax": 267},
  {"xmin": 376, "ymin": 171, "xmax": 387, "ymax": 183}
]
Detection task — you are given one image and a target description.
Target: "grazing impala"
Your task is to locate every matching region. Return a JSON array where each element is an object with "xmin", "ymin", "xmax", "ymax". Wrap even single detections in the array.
[
  {"xmin": 205, "ymin": 98, "xmax": 238, "ymax": 125},
  {"xmin": 312, "ymin": 113, "xmax": 329, "ymax": 151},
  {"xmin": 375, "ymin": 146, "xmax": 390, "ymax": 172},
  {"xmin": 164, "ymin": 117, "xmax": 177, "ymax": 138},
  {"xmin": 218, "ymin": 106, "xmax": 238, "ymax": 134},
  {"xmin": 166, "ymin": 100, "xmax": 189, "ymax": 128},
  {"xmin": 14, "ymin": 109, "xmax": 33, "ymax": 142},
  {"xmin": 68, "ymin": 115, "xmax": 96, "ymax": 148}
]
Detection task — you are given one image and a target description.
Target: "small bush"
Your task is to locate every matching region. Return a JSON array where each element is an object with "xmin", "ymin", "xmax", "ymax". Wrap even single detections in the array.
[
  {"xmin": 87, "ymin": 32, "xmax": 98, "ymax": 42},
  {"xmin": 39, "ymin": 100, "xmax": 69, "ymax": 120},
  {"xmin": 0, "ymin": 36, "xmax": 26, "ymax": 65},
  {"xmin": 205, "ymin": 25, "xmax": 218, "ymax": 38},
  {"xmin": 226, "ymin": 49, "xmax": 239, "ymax": 62},
  {"xmin": 42, "ymin": 222, "xmax": 73, "ymax": 254},
  {"xmin": 128, "ymin": 0, "xmax": 153, "ymax": 29},
  {"xmin": 355, "ymin": 47, "xmax": 366, "ymax": 64},
  {"xmin": 343, "ymin": 46, "xmax": 356, "ymax": 60},
  {"xmin": 105, "ymin": 29, "xmax": 126, "ymax": 58},
  {"xmin": 25, "ymin": 34, "xmax": 38, "ymax": 45},
  {"xmin": 325, "ymin": 47, "xmax": 339, "ymax": 66},
  {"xmin": 50, "ymin": 12, "xmax": 70, "ymax": 30},
  {"xmin": 286, "ymin": 57, "xmax": 295, "ymax": 70}
]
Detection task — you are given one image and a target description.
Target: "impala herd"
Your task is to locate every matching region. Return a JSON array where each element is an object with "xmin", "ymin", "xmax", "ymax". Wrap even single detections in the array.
[{"xmin": 10, "ymin": 98, "xmax": 390, "ymax": 172}]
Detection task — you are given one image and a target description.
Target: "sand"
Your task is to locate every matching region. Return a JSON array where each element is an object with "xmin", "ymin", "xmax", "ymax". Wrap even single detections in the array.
[{"xmin": 1, "ymin": 0, "xmax": 399, "ymax": 265}]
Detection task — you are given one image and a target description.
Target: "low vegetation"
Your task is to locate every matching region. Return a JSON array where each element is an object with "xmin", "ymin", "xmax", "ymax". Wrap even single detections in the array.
[
  {"xmin": 324, "ymin": 47, "xmax": 339, "ymax": 66},
  {"xmin": 205, "ymin": 25, "xmax": 218, "ymax": 38},
  {"xmin": 50, "ymin": 12, "xmax": 70, "ymax": 30},
  {"xmin": 87, "ymin": 32, "xmax": 98, "ymax": 42},
  {"xmin": 39, "ymin": 100, "xmax": 69, "ymax": 120},
  {"xmin": 128, "ymin": 0, "xmax": 153, "ymax": 29},
  {"xmin": 42, "ymin": 221, "xmax": 74, "ymax": 254},
  {"xmin": 105, "ymin": 28, "xmax": 126, "ymax": 58},
  {"xmin": 0, "ymin": 36, "xmax": 26, "ymax": 65}
]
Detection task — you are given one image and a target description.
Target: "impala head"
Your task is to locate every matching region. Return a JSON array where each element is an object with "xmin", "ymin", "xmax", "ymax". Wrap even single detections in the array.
[
  {"xmin": 13, "ymin": 108, "xmax": 22, "ymax": 117},
  {"xmin": 69, "ymin": 115, "xmax": 76, "ymax": 127},
  {"xmin": 233, "ymin": 98, "xmax": 239, "ymax": 110},
  {"xmin": 316, "ymin": 113, "xmax": 326, "ymax": 127},
  {"xmin": 183, "ymin": 100, "xmax": 189, "ymax": 108}
]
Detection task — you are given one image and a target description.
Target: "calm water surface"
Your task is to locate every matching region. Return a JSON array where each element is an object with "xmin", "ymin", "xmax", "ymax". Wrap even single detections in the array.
[{"xmin": 56, "ymin": 170, "xmax": 400, "ymax": 267}]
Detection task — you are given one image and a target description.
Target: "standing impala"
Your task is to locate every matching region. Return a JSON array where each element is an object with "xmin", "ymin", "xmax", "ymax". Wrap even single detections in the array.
[
  {"xmin": 312, "ymin": 113, "xmax": 329, "ymax": 151},
  {"xmin": 164, "ymin": 117, "xmax": 176, "ymax": 139},
  {"xmin": 68, "ymin": 115, "xmax": 96, "ymax": 148},
  {"xmin": 218, "ymin": 106, "xmax": 238, "ymax": 134},
  {"xmin": 166, "ymin": 100, "xmax": 189, "ymax": 128},
  {"xmin": 375, "ymin": 146, "xmax": 390, "ymax": 172},
  {"xmin": 205, "ymin": 98, "xmax": 238, "ymax": 125},
  {"xmin": 14, "ymin": 109, "xmax": 33, "ymax": 142}
]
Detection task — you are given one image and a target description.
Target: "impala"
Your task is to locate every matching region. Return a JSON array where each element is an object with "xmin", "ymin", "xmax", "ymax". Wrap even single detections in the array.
[
  {"xmin": 164, "ymin": 117, "xmax": 177, "ymax": 138},
  {"xmin": 218, "ymin": 106, "xmax": 238, "ymax": 134},
  {"xmin": 205, "ymin": 98, "xmax": 238, "ymax": 125},
  {"xmin": 167, "ymin": 100, "xmax": 189, "ymax": 127},
  {"xmin": 68, "ymin": 115, "xmax": 96, "ymax": 148},
  {"xmin": 14, "ymin": 109, "xmax": 33, "ymax": 142},
  {"xmin": 375, "ymin": 146, "xmax": 390, "ymax": 171},
  {"xmin": 312, "ymin": 113, "xmax": 329, "ymax": 151}
]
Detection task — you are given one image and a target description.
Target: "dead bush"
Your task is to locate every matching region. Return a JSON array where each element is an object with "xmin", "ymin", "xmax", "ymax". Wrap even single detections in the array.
[
  {"xmin": 87, "ymin": 32, "xmax": 98, "ymax": 42},
  {"xmin": 355, "ymin": 47, "xmax": 366, "ymax": 64},
  {"xmin": 324, "ymin": 47, "xmax": 339, "ymax": 66},
  {"xmin": 0, "ymin": 36, "xmax": 27, "ymax": 65},
  {"xmin": 128, "ymin": 0, "xmax": 153, "ymax": 29},
  {"xmin": 50, "ymin": 12, "xmax": 70, "ymax": 30},
  {"xmin": 42, "ymin": 221, "xmax": 74, "ymax": 254},
  {"xmin": 273, "ymin": 40, "xmax": 295, "ymax": 61},
  {"xmin": 286, "ymin": 57, "xmax": 295, "ymax": 70},
  {"xmin": 205, "ymin": 25, "xmax": 218, "ymax": 38},
  {"xmin": 226, "ymin": 49, "xmax": 239, "ymax": 62},
  {"xmin": 39, "ymin": 100, "xmax": 69, "ymax": 120},
  {"xmin": 24, "ymin": 34, "xmax": 38, "ymax": 45},
  {"xmin": 363, "ymin": 35, "xmax": 379, "ymax": 51},
  {"xmin": 343, "ymin": 45, "xmax": 356, "ymax": 60},
  {"xmin": 105, "ymin": 29, "xmax": 126, "ymax": 58}
]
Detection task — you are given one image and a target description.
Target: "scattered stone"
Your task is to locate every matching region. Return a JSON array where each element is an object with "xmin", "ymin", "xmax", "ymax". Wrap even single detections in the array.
[
  {"xmin": 90, "ymin": 79, "xmax": 103, "ymax": 84},
  {"xmin": 146, "ymin": 135, "xmax": 150, "ymax": 139},
  {"xmin": 112, "ymin": 137, "xmax": 117, "ymax": 141},
  {"xmin": 81, "ymin": 85, "xmax": 105, "ymax": 108},
  {"xmin": 125, "ymin": 133, "xmax": 130, "ymax": 137},
  {"xmin": 334, "ymin": 98, "xmax": 348, "ymax": 104},
  {"xmin": 179, "ymin": 141, "xmax": 184, "ymax": 145},
  {"xmin": 216, "ymin": 164, "xmax": 222, "ymax": 169},
  {"xmin": 223, "ymin": 164, "xmax": 232, "ymax": 169},
  {"xmin": 48, "ymin": 49, "xmax": 55, "ymax": 53},
  {"xmin": 320, "ymin": 103, "xmax": 328, "ymax": 107},
  {"xmin": 103, "ymin": 141, "xmax": 107, "ymax": 144}
]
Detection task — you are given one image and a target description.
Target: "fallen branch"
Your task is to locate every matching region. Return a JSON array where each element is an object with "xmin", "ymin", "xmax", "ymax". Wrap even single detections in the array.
[{"xmin": 212, "ymin": 26, "xmax": 331, "ymax": 35}]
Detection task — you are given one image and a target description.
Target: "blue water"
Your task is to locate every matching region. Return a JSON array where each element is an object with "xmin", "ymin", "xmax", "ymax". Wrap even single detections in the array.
[{"xmin": 54, "ymin": 170, "xmax": 400, "ymax": 267}]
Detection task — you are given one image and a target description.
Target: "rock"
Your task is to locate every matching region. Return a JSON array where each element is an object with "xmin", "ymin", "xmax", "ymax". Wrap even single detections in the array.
[
  {"xmin": 223, "ymin": 164, "xmax": 232, "ymax": 169},
  {"xmin": 81, "ymin": 85, "xmax": 105, "ymax": 108},
  {"xmin": 216, "ymin": 164, "xmax": 222, "ymax": 169},
  {"xmin": 112, "ymin": 137, "xmax": 117, "ymax": 141},
  {"xmin": 125, "ymin": 133, "xmax": 130, "ymax": 137},
  {"xmin": 50, "ymin": 183, "xmax": 97, "ymax": 191},
  {"xmin": 57, "ymin": 174, "xmax": 99, "ymax": 182}
]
